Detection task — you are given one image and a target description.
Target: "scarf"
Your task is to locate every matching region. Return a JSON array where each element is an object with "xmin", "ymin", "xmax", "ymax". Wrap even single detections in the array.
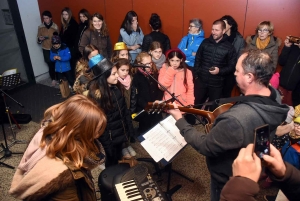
[
  {"xmin": 118, "ymin": 74, "xmax": 131, "ymax": 90},
  {"xmin": 44, "ymin": 21, "xmax": 53, "ymax": 29},
  {"xmin": 152, "ymin": 54, "xmax": 166, "ymax": 70},
  {"xmin": 138, "ymin": 67, "xmax": 153, "ymax": 76},
  {"xmin": 256, "ymin": 36, "xmax": 270, "ymax": 50}
]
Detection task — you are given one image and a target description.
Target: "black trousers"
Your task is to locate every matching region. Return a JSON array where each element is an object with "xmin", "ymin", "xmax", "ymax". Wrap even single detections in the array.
[
  {"xmin": 194, "ymin": 78, "xmax": 223, "ymax": 111},
  {"xmin": 42, "ymin": 49, "xmax": 56, "ymax": 80},
  {"xmin": 57, "ymin": 71, "xmax": 74, "ymax": 87},
  {"xmin": 222, "ymin": 73, "xmax": 236, "ymax": 98}
]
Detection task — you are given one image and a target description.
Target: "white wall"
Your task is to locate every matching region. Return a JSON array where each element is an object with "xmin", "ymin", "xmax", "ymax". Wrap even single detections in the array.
[{"xmin": 17, "ymin": 0, "xmax": 49, "ymax": 80}]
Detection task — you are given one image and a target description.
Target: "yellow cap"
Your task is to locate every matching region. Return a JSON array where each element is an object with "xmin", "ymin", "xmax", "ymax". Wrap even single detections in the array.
[
  {"xmin": 114, "ymin": 42, "xmax": 127, "ymax": 51},
  {"xmin": 295, "ymin": 105, "xmax": 300, "ymax": 117},
  {"xmin": 294, "ymin": 116, "xmax": 300, "ymax": 124}
]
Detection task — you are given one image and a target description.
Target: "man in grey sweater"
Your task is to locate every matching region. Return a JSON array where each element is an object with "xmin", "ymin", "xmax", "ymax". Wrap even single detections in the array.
[{"xmin": 169, "ymin": 49, "xmax": 289, "ymax": 201}]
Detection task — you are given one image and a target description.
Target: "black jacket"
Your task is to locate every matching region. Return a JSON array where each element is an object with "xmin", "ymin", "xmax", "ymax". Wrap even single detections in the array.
[
  {"xmin": 98, "ymin": 86, "xmax": 134, "ymax": 148},
  {"xmin": 75, "ymin": 20, "xmax": 89, "ymax": 57},
  {"xmin": 60, "ymin": 18, "xmax": 78, "ymax": 49},
  {"xmin": 194, "ymin": 35, "xmax": 237, "ymax": 87},
  {"xmin": 279, "ymin": 45, "xmax": 300, "ymax": 91},
  {"xmin": 141, "ymin": 31, "xmax": 171, "ymax": 53},
  {"xmin": 132, "ymin": 71, "xmax": 163, "ymax": 112}
]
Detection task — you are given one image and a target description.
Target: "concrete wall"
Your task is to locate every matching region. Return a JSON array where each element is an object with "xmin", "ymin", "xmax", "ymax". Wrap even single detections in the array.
[{"xmin": 17, "ymin": 0, "xmax": 49, "ymax": 81}]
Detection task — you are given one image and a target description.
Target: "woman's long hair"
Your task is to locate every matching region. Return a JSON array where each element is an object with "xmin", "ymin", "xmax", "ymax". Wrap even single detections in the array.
[
  {"xmin": 78, "ymin": 9, "xmax": 90, "ymax": 23},
  {"xmin": 88, "ymin": 67, "xmax": 122, "ymax": 111},
  {"xmin": 90, "ymin": 13, "xmax": 109, "ymax": 37},
  {"xmin": 61, "ymin": 7, "xmax": 72, "ymax": 30},
  {"xmin": 40, "ymin": 95, "xmax": 107, "ymax": 169},
  {"xmin": 166, "ymin": 51, "xmax": 188, "ymax": 92},
  {"xmin": 120, "ymin": 10, "xmax": 141, "ymax": 35},
  {"xmin": 83, "ymin": 44, "xmax": 99, "ymax": 61}
]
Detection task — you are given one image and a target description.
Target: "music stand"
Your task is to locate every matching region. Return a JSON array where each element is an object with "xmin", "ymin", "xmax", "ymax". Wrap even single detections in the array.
[{"xmin": 0, "ymin": 73, "xmax": 24, "ymax": 169}]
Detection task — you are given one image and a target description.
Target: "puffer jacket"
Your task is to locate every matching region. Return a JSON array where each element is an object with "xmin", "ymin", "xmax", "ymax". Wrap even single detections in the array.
[
  {"xmin": 50, "ymin": 43, "xmax": 71, "ymax": 73},
  {"xmin": 79, "ymin": 29, "xmax": 112, "ymax": 59},
  {"xmin": 194, "ymin": 34, "xmax": 237, "ymax": 87},
  {"xmin": 123, "ymin": 82, "xmax": 137, "ymax": 114},
  {"xmin": 158, "ymin": 64, "xmax": 194, "ymax": 106},
  {"xmin": 98, "ymin": 86, "xmax": 134, "ymax": 148},
  {"xmin": 178, "ymin": 31, "xmax": 205, "ymax": 67},
  {"xmin": 246, "ymin": 35, "xmax": 281, "ymax": 71},
  {"xmin": 278, "ymin": 45, "xmax": 300, "ymax": 90},
  {"xmin": 142, "ymin": 31, "xmax": 171, "ymax": 53}
]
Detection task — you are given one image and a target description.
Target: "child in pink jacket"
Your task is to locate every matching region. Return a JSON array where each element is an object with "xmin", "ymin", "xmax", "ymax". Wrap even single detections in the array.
[{"xmin": 158, "ymin": 48, "xmax": 194, "ymax": 107}]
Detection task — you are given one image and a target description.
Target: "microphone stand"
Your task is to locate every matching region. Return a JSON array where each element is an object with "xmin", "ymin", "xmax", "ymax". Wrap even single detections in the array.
[{"xmin": 137, "ymin": 65, "xmax": 202, "ymax": 123}]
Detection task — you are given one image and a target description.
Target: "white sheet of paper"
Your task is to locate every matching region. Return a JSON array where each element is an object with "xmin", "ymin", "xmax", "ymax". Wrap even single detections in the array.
[{"xmin": 141, "ymin": 123, "xmax": 184, "ymax": 162}]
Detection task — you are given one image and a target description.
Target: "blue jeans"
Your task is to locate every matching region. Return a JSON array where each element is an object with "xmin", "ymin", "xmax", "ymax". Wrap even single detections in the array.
[{"xmin": 210, "ymin": 177, "xmax": 222, "ymax": 201}]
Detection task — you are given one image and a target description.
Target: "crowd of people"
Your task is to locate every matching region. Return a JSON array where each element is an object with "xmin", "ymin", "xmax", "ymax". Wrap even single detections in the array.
[{"xmin": 7, "ymin": 7, "xmax": 300, "ymax": 201}]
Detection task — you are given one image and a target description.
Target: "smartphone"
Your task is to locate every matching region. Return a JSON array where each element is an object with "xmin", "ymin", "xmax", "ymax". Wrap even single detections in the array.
[
  {"xmin": 209, "ymin": 67, "xmax": 215, "ymax": 71},
  {"xmin": 253, "ymin": 124, "xmax": 270, "ymax": 159}
]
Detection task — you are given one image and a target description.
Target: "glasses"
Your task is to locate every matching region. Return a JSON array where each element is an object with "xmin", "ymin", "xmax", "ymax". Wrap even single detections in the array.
[
  {"xmin": 258, "ymin": 29, "xmax": 269, "ymax": 33},
  {"xmin": 189, "ymin": 25, "xmax": 197, "ymax": 28},
  {"xmin": 141, "ymin": 62, "xmax": 152, "ymax": 66}
]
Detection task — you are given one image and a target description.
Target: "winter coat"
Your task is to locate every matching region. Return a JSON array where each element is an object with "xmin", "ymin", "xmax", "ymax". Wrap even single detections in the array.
[
  {"xmin": 79, "ymin": 29, "xmax": 112, "ymax": 59},
  {"xmin": 178, "ymin": 31, "xmax": 205, "ymax": 67},
  {"xmin": 220, "ymin": 162, "xmax": 300, "ymax": 201},
  {"xmin": 132, "ymin": 71, "xmax": 164, "ymax": 112},
  {"xmin": 60, "ymin": 17, "xmax": 78, "ymax": 49},
  {"xmin": 9, "ymin": 156, "xmax": 98, "ymax": 201},
  {"xmin": 97, "ymin": 86, "xmax": 134, "ymax": 148},
  {"xmin": 231, "ymin": 32, "xmax": 245, "ymax": 58},
  {"xmin": 278, "ymin": 45, "xmax": 300, "ymax": 91},
  {"xmin": 142, "ymin": 31, "xmax": 171, "ymax": 53},
  {"xmin": 50, "ymin": 44, "xmax": 71, "ymax": 73},
  {"xmin": 120, "ymin": 28, "xmax": 144, "ymax": 54},
  {"xmin": 75, "ymin": 20, "xmax": 89, "ymax": 57},
  {"xmin": 194, "ymin": 35, "xmax": 237, "ymax": 87},
  {"xmin": 37, "ymin": 22, "xmax": 59, "ymax": 50},
  {"xmin": 175, "ymin": 87, "xmax": 289, "ymax": 189},
  {"xmin": 158, "ymin": 64, "xmax": 194, "ymax": 106},
  {"xmin": 123, "ymin": 82, "xmax": 137, "ymax": 114},
  {"xmin": 246, "ymin": 35, "xmax": 281, "ymax": 70}
]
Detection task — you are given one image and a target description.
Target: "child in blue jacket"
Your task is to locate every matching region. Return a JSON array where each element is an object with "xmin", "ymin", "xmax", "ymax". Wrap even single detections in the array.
[{"xmin": 50, "ymin": 33, "xmax": 74, "ymax": 87}]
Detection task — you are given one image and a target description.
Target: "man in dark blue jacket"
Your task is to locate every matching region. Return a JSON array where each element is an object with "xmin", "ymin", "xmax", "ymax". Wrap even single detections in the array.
[{"xmin": 194, "ymin": 20, "xmax": 236, "ymax": 111}]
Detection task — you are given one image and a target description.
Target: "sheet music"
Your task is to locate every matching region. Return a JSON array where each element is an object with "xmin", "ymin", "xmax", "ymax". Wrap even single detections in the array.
[
  {"xmin": 159, "ymin": 115, "xmax": 187, "ymax": 147},
  {"xmin": 140, "ymin": 116, "xmax": 186, "ymax": 163}
]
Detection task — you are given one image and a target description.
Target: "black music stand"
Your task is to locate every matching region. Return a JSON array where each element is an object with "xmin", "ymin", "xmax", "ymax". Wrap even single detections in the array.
[{"xmin": 0, "ymin": 73, "xmax": 24, "ymax": 169}]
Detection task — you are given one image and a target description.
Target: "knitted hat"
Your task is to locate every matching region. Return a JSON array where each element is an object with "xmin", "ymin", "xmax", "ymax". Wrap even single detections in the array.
[
  {"xmin": 165, "ymin": 48, "xmax": 186, "ymax": 62},
  {"xmin": 51, "ymin": 35, "xmax": 61, "ymax": 44},
  {"xmin": 114, "ymin": 42, "xmax": 128, "ymax": 51},
  {"xmin": 91, "ymin": 58, "xmax": 113, "ymax": 79}
]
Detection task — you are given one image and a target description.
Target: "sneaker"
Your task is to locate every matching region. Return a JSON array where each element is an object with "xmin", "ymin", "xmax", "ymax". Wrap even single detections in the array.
[
  {"xmin": 263, "ymin": 195, "xmax": 276, "ymax": 201},
  {"xmin": 122, "ymin": 148, "xmax": 131, "ymax": 159},
  {"xmin": 51, "ymin": 80, "xmax": 56, "ymax": 87},
  {"xmin": 127, "ymin": 146, "xmax": 136, "ymax": 157}
]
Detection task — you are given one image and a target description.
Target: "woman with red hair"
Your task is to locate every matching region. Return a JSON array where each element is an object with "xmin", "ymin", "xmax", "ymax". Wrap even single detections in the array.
[{"xmin": 9, "ymin": 95, "xmax": 106, "ymax": 200}]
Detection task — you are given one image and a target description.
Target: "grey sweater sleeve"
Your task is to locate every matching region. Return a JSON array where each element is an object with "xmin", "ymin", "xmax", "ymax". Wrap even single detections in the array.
[{"xmin": 175, "ymin": 115, "xmax": 244, "ymax": 157}]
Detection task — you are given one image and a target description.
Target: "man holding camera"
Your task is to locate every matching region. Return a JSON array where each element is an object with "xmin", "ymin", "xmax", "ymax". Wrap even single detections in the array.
[
  {"xmin": 278, "ymin": 36, "xmax": 300, "ymax": 107},
  {"xmin": 169, "ymin": 49, "xmax": 289, "ymax": 201},
  {"xmin": 193, "ymin": 20, "xmax": 236, "ymax": 111}
]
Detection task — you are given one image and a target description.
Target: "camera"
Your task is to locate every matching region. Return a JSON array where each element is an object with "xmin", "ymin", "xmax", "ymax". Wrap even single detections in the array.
[{"xmin": 288, "ymin": 35, "xmax": 300, "ymax": 44}]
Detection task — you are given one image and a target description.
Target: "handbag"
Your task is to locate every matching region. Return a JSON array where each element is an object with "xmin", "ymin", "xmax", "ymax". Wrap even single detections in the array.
[{"xmin": 59, "ymin": 79, "xmax": 70, "ymax": 98}]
